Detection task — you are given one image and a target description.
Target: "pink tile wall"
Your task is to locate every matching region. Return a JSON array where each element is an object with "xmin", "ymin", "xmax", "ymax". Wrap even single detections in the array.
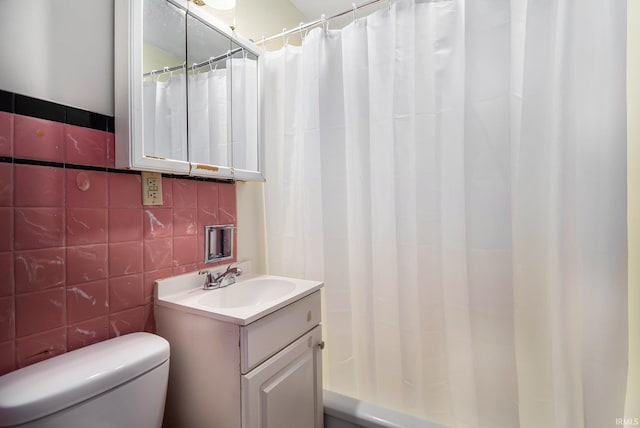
[{"xmin": 0, "ymin": 113, "xmax": 237, "ymax": 374}]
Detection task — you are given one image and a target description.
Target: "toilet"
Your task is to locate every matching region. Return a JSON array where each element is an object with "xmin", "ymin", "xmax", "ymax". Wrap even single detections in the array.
[{"xmin": 0, "ymin": 332, "xmax": 170, "ymax": 428}]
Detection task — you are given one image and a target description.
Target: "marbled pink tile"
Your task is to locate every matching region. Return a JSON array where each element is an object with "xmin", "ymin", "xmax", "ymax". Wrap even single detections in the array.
[
  {"xmin": 143, "ymin": 303, "xmax": 155, "ymax": 333},
  {"xmin": 14, "ymin": 207, "xmax": 64, "ymax": 250},
  {"xmin": 66, "ymin": 244, "xmax": 108, "ymax": 285},
  {"xmin": 0, "ymin": 162, "xmax": 13, "ymax": 206},
  {"xmin": 66, "ymin": 169, "xmax": 107, "ymax": 208},
  {"xmin": 197, "ymin": 235, "xmax": 205, "ymax": 263},
  {"xmin": 14, "ymin": 248, "xmax": 65, "ymax": 293},
  {"xmin": 16, "ymin": 327, "xmax": 66, "ymax": 368},
  {"xmin": 172, "ymin": 263, "xmax": 199, "ymax": 276},
  {"xmin": 197, "ymin": 181, "xmax": 218, "ymax": 212},
  {"xmin": 0, "ymin": 340, "xmax": 15, "ymax": 375},
  {"xmin": 67, "ymin": 316, "xmax": 109, "ymax": 351},
  {"xmin": 143, "ymin": 238, "xmax": 172, "ymax": 271},
  {"xmin": 160, "ymin": 176, "xmax": 173, "ymax": 207},
  {"xmin": 173, "ymin": 179, "xmax": 197, "ymax": 208},
  {"xmin": 105, "ymin": 133, "xmax": 115, "ymax": 168},
  {"xmin": 173, "ymin": 208, "xmax": 197, "ymax": 236},
  {"xmin": 109, "ymin": 274, "xmax": 143, "ymax": 313},
  {"xmin": 14, "ymin": 115, "xmax": 64, "ymax": 162},
  {"xmin": 143, "ymin": 208, "xmax": 172, "ymax": 239},
  {"xmin": 67, "ymin": 280, "xmax": 108, "ymax": 324},
  {"xmin": 64, "ymin": 124, "xmax": 109, "ymax": 167},
  {"xmin": 218, "ymin": 183, "xmax": 236, "ymax": 224},
  {"xmin": 198, "ymin": 207, "xmax": 218, "ymax": 234},
  {"xmin": 0, "ymin": 208, "xmax": 12, "ymax": 251},
  {"xmin": 0, "ymin": 296, "xmax": 15, "ymax": 341},
  {"xmin": 14, "ymin": 164, "xmax": 64, "ymax": 207},
  {"xmin": 0, "ymin": 252, "xmax": 14, "ymax": 297},
  {"xmin": 143, "ymin": 268, "xmax": 172, "ymax": 304},
  {"xmin": 108, "ymin": 241, "xmax": 143, "ymax": 277},
  {"xmin": 108, "ymin": 208, "xmax": 142, "ymax": 243},
  {"xmin": 109, "ymin": 306, "xmax": 144, "ymax": 338},
  {"xmin": 15, "ymin": 288, "xmax": 65, "ymax": 337},
  {"xmin": 108, "ymin": 173, "xmax": 142, "ymax": 208},
  {"xmin": 66, "ymin": 208, "xmax": 107, "ymax": 245},
  {"xmin": 0, "ymin": 112, "xmax": 14, "ymax": 157},
  {"xmin": 172, "ymin": 236, "xmax": 198, "ymax": 267}
]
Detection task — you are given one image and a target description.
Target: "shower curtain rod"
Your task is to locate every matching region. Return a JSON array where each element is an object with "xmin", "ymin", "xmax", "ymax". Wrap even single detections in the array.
[
  {"xmin": 256, "ymin": 0, "xmax": 390, "ymax": 45},
  {"xmin": 142, "ymin": 47, "xmax": 244, "ymax": 77}
]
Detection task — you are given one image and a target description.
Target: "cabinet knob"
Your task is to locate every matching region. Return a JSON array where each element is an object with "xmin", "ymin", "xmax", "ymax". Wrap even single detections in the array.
[{"xmin": 317, "ymin": 341, "xmax": 325, "ymax": 350}]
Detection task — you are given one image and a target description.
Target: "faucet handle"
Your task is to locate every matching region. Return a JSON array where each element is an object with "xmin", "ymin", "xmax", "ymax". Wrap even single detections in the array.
[{"xmin": 198, "ymin": 270, "xmax": 212, "ymax": 284}]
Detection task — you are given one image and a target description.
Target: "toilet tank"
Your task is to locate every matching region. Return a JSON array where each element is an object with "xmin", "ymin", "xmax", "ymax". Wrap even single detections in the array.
[{"xmin": 0, "ymin": 332, "xmax": 170, "ymax": 428}]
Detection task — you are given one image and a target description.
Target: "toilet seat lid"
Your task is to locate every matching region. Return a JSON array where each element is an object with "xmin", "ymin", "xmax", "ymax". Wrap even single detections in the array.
[{"xmin": 0, "ymin": 333, "xmax": 169, "ymax": 427}]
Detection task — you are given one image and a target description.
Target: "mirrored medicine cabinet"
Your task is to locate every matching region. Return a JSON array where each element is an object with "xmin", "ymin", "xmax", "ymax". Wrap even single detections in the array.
[{"xmin": 114, "ymin": 0, "xmax": 263, "ymax": 181}]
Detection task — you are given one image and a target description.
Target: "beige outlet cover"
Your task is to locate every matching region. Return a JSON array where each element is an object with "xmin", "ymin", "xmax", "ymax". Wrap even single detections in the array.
[{"xmin": 141, "ymin": 172, "xmax": 163, "ymax": 206}]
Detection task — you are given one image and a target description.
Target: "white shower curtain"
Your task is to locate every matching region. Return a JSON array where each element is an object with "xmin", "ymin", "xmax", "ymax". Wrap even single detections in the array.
[
  {"xmin": 230, "ymin": 58, "xmax": 259, "ymax": 171},
  {"xmin": 188, "ymin": 68, "xmax": 229, "ymax": 166},
  {"xmin": 263, "ymin": 0, "xmax": 628, "ymax": 427},
  {"xmin": 144, "ymin": 58, "xmax": 257, "ymax": 167},
  {"xmin": 143, "ymin": 74, "xmax": 188, "ymax": 161}
]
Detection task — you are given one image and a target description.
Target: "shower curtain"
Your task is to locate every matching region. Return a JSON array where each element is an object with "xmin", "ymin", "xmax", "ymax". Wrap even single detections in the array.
[
  {"xmin": 143, "ymin": 74, "xmax": 188, "ymax": 161},
  {"xmin": 143, "ymin": 57, "xmax": 257, "ymax": 167},
  {"xmin": 187, "ymin": 68, "xmax": 229, "ymax": 166},
  {"xmin": 263, "ymin": 0, "xmax": 628, "ymax": 427}
]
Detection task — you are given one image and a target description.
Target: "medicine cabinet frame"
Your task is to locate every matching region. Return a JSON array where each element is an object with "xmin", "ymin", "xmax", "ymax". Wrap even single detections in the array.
[{"xmin": 114, "ymin": 0, "xmax": 265, "ymax": 182}]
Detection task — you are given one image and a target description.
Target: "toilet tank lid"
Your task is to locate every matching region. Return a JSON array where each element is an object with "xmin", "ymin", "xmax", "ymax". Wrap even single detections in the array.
[{"xmin": 0, "ymin": 332, "xmax": 169, "ymax": 427}]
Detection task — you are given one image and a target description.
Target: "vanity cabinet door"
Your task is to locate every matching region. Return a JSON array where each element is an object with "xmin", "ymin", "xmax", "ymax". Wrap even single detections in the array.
[{"xmin": 241, "ymin": 325, "xmax": 323, "ymax": 428}]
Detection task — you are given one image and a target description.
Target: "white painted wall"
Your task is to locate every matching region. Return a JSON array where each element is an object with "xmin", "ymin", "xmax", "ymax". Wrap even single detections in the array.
[
  {"xmin": 626, "ymin": 0, "xmax": 640, "ymax": 420},
  {"xmin": 0, "ymin": 0, "xmax": 114, "ymax": 116},
  {"xmin": 236, "ymin": 0, "xmax": 305, "ymax": 48}
]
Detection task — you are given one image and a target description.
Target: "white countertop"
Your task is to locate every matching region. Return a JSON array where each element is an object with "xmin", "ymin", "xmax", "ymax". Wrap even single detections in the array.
[{"xmin": 154, "ymin": 262, "xmax": 323, "ymax": 325}]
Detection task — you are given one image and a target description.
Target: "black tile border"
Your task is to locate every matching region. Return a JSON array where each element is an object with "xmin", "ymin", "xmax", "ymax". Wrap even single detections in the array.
[
  {"xmin": 0, "ymin": 92, "xmax": 234, "ymax": 184},
  {"xmin": 0, "ymin": 90, "xmax": 14, "ymax": 112},
  {"xmin": 0, "ymin": 90, "xmax": 113, "ymax": 132},
  {"xmin": 0, "ymin": 156, "xmax": 235, "ymax": 184}
]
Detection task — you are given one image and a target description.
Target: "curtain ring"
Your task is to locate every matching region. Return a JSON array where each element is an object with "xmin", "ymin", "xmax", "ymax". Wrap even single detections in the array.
[
  {"xmin": 321, "ymin": 14, "xmax": 329, "ymax": 34},
  {"xmin": 298, "ymin": 22, "xmax": 305, "ymax": 42},
  {"xmin": 388, "ymin": 0, "xmax": 391, "ymax": 11},
  {"xmin": 282, "ymin": 27, "xmax": 288, "ymax": 46},
  {"xmin": 352, "ymin": 3, "xmax": 358, "ymax": 22}
]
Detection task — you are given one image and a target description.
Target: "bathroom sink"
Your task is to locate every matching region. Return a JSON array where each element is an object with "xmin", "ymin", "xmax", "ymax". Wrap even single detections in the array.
[
  {"xmin": 154, "ymin": 263, "xmax": 323, "ymax": 325},
  {"xmin": 197, "ymin": 278, "xmax": 297, "ymax": 309}
]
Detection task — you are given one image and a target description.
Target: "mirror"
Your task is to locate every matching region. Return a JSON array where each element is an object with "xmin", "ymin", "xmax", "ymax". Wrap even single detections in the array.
[
  {"xmin": 115, "ymin": 0, "xmax": 263, "ymax": 180},
  {"xmin": 186, "ymin": 11, "xmax": 233, "ymax": 177},
  {"xmin": 143, "ymin": 0, "xmax": 188, "ymax": 162}
]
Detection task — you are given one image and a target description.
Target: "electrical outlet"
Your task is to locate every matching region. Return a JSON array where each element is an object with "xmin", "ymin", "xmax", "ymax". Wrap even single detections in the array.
[{"xmin": 142, "ymin": 172, "xmax": 163, "ymax": 205}]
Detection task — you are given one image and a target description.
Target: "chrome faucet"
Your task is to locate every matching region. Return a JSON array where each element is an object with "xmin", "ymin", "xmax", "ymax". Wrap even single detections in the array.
[{"xmin": 199, "ymin": 263, "xmax": 242, "ymax": 290}]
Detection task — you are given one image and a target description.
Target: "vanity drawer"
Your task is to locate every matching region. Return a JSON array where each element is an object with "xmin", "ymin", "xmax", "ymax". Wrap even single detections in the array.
[{"xmin": 240, "ymin": 291, "xmax": 321, "ymax": 374}]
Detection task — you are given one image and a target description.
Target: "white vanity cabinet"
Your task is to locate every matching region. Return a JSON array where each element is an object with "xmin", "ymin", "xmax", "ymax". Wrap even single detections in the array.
[{"xmin": 155, "ymin": 289, "xmax": 323, "ymax": 428}]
